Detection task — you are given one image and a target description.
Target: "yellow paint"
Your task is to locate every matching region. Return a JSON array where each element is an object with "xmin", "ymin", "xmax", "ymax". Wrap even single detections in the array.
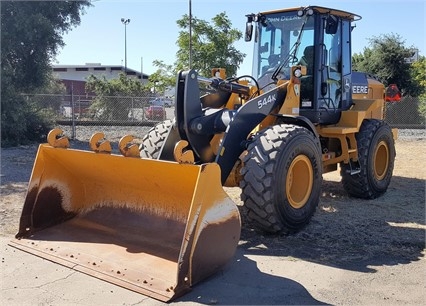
[{"xmin": 17, "ymin": 142, "xmax": 241, "ymax": 301}]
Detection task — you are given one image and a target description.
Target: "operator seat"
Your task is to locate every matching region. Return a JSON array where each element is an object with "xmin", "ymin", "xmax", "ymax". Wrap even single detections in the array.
[
  {"xmin": 299, "ymin": 46, "xmax": 315, "ymax": 102},
  {"xmin": 299, "ymin": 46, "xmax": 314, "ymax": 75}
]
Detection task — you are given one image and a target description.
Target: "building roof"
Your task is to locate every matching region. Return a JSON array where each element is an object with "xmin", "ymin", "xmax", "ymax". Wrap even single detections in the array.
[{"xmin": 52, "ymin": 64, "xmax": 149, "ymax": 81}]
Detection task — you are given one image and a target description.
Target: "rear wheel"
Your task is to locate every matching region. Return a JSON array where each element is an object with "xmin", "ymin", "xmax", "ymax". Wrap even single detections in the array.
[
  {"xmin": 240, "ymin": 124, "xmax": 322, "ymax": 234},
  {"xmin": 139, "ymin": 119, "xmax": 173, "ymax": 158},
  {"xmin": 340, "ymin": 119, "xmax": 395, "ymax": 199}
]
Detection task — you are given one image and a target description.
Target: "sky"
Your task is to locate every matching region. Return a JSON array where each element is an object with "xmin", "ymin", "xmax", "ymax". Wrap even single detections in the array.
[{"xmin": 53, "ymin": 0, "xmax": 426, "ymax": 76}]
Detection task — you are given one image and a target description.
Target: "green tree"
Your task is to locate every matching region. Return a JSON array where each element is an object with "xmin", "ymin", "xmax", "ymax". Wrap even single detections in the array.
[
  {"xmin": 148, "ymin": 60, "xmax": 176, "ymax": 94},
  {"xmin": 175, "ymin": 12, "xmax": 245, "ymax": 77},
  {"xmin": 411, "ymin": 56, "xmax": 426, "ymax": 119},
  {"xmin": 1, "ymin": 1, "xmax": 91, "ymax": 146},
  {"xmin": 86, "ymin": 73, "xmax": 151, "ymax": 120},
  {"xmin": 26, "ymin": 76, "xmax": 67, "ymax": 126},
  {"xmin": 352, "ymin": 33, "xmax": 419, "ymax": 96}
]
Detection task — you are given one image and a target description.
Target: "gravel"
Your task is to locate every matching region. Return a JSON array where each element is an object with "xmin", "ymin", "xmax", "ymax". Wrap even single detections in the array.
[
  {"xmin": 60, "ymin": 124, "xmax": 426, "ymax": 144},
  {"xmin": 396, "ymin": 128, "xmax": 426, "ymax": 140},
  {"xmin": 59, "ymin": 125, "xmax": 153, "ymax": 142}
]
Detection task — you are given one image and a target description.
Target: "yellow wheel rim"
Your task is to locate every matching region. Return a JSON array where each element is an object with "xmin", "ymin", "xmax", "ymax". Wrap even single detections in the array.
[
  {"xmin": 286, "ymin": 155, "xmax": 313, "ymax": 209},
  {"xmin": 374, "ymin": 140, "xmax": 389, "ymax": 180}
]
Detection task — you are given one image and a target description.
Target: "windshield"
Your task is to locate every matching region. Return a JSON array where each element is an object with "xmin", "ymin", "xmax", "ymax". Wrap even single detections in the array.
[{"xmin": 254, "ymin": 11, "xmax": 315, "ymax": 82}]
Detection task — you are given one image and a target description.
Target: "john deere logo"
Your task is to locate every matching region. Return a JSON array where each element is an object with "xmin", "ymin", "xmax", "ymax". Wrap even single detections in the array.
[{"xmin": 352, "ymin": 85, "xmax": 368, "ymax": 94}]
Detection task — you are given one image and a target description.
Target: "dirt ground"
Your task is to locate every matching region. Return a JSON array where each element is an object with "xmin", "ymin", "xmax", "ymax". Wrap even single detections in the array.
[{"xmin": 1, "ymin": 134, "xmax": 425, "ymax": 305}]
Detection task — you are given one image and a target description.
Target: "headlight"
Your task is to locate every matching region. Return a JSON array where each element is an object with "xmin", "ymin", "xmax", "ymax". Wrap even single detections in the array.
[
  {"xmin": 293, "ymin": 68, "xmax": 303, "ymax": 78},
  {"xmin": 298, "ymin": 7, "xmax": 314, "ymax": 17}
]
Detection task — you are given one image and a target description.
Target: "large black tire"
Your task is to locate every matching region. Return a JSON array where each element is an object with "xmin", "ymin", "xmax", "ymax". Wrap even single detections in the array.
[
  {"xmin": 139, "ymin": 119, "xmax": 173, "ymax": 158},
  {"xmin": 240, "ymin": 124, "xmax": 323, "ymax": 234},
  {"xmin": 340, "ymin": 119, "xmax": 395, "ymax": 199}
]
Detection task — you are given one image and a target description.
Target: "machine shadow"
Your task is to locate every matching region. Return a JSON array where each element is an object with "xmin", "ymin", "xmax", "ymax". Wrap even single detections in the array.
[
  {"xmin": 177, "ymin": 249, "xmax": 328, "ymax": 305},
  {"xmin": 237, "ymin": 175, "xmax": 425, "ymax": 273}
]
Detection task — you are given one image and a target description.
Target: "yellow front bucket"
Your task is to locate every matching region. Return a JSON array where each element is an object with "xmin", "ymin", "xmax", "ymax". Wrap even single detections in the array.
[{"xmin": 9, "ymin": 144, "xmax": 241, "ymax": 302}]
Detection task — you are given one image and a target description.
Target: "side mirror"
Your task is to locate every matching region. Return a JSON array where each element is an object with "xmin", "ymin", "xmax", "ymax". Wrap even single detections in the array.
[
  {"xmin": 245, "ymin": 22, "xmax": 253, "ymax": 42},
  {"xmin": 245, "ymin": 14, "xmax": 254, "ymax": 42},
  {"xmin": 325, "ymin": 15, "xmax": 338, "ymax": 34}
]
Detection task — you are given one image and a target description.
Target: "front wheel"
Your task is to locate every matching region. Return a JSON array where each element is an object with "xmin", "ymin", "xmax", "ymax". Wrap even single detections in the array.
[
  {"xmin": 139, "ymin": 119, "xmax": 173, "ymax": 158},
  {"xmin": 240, "ymin": 124, "xmax": 323, "ymax": 234},
  {"xmin": 340, "ymin": 119, "xmax": 395, "ymax": 199}
]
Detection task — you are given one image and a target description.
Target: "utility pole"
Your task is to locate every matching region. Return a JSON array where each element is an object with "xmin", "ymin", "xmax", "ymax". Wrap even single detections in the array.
[
  {"xmin": 141, "ymin": 56, "xmax": 143, "ymax": 82},
  {"xmin": 121, "ymin": 18, "xmax": 130, "ymax": 75}
]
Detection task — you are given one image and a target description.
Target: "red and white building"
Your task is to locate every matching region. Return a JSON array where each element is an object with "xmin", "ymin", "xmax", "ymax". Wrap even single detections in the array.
[{"xmin": 52, "ymin": 64, "xmax": 149, "ymax": 95}]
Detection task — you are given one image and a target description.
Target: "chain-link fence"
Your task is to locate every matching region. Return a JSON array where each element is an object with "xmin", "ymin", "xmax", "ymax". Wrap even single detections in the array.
[
  {"xmin": 23, "ymin": 93, "xmax": 424, "ymax": 140},
  {"xmin": 384, "ymin": 96, "xmax": 425, "ymax": 128},
  {"xmin": 23, "ymin": 93, "xmax": 175, "ymax": 139}
]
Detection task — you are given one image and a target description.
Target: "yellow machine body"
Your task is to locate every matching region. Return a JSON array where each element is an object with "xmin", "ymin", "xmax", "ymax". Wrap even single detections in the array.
[
  {"xmin": 219, "ymin": 67, "xmax": 394, "ymax": 179},
  {"xmin": 10, "ymin": 140, "xmax": 240, "ymax": 302}
]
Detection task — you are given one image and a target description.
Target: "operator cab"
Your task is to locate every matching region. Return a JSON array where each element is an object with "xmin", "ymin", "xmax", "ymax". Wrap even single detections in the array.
[{"xmin": 245, "ymin": 6, "xmax": 361, "ymax": 124}]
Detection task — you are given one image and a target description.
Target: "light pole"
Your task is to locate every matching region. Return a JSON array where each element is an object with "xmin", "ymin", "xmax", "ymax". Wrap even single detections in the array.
[
  {"xmin": 121, "ymin": 18, "xmax": 130, "ymax": 75},
  {"xmin": 189, "ymin": 0, "xmax": 192, "ymax": 69}
]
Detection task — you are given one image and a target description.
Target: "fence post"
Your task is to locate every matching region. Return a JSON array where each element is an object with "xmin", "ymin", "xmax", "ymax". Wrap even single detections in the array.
[
  {"xmin": 131, "ymin": 97, "xmax": 134, "ymax": 122},
  {"xmin": 71, "ymin": 82, "xmax": 76, "ymax": 139}
]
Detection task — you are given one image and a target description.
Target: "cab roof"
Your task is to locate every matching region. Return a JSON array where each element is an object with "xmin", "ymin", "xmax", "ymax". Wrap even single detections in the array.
[{"xmin": 260, "ymin": 6, "xmax": 362, "ymax": 21}]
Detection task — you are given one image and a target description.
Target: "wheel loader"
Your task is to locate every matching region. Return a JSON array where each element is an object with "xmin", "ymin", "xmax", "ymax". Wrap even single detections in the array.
[{"xmin": 10, "ymin": 6, "xmax": 399, "ymax": 302}]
